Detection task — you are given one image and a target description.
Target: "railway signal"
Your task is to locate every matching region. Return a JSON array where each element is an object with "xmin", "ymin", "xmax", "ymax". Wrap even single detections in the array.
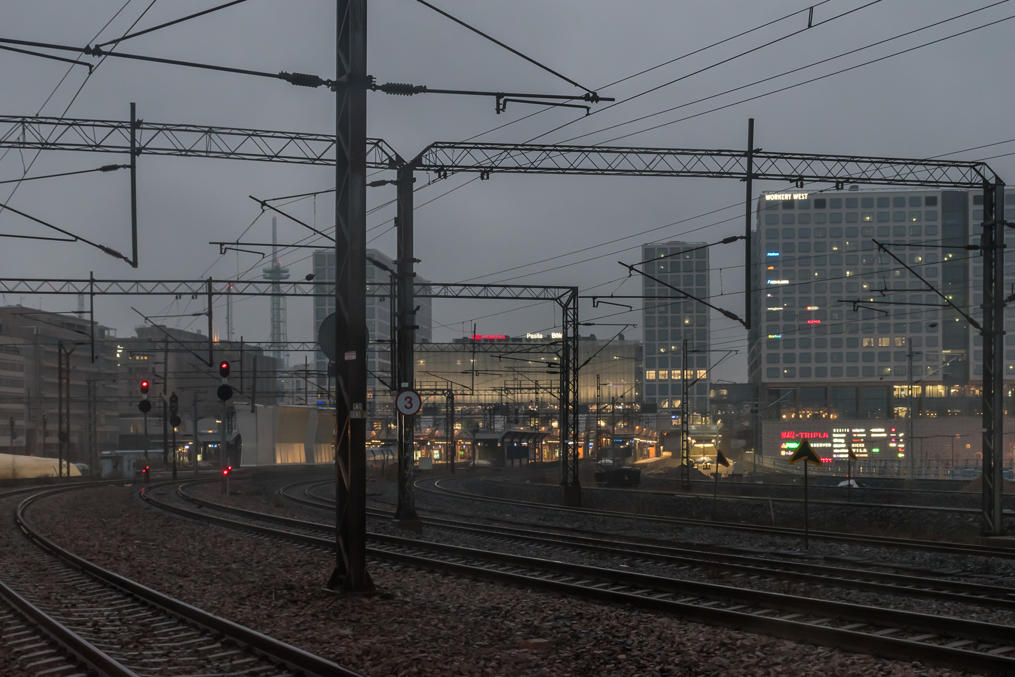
[
  {"xmin": 138, "ymin": 379, "xmax": 152, "ymax": 413},
  {"xmin": 221, "ymin": 465, "xmax": 232, "ymax": 496},
  {"xmin": 217, "ymin": 360, "xmax": 233, "ymax": 401},
  {"xmin": 141, "ymin": 464, "xmax": 150, "ymax": 483}
]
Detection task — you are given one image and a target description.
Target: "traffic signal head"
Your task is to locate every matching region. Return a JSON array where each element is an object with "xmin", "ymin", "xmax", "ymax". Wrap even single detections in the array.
[
  {"xmin": 142, "ymin": 465, "xmax": 150, "ymax": 474},
  {"xmin": 138, "ymin": 400, "xmax": 152, "ymax": 414},
  {"xmin": 219, "ymin": 361, "xmax": 230, "ymax": 378},
  {"xmin": 140, "ymin": 379, "xmax": 150, "ymax": 394},
  {"xmin": 217, "ymin": 384, "xmax": 234, "ymax": 401},
  {"xmin": 222, "ymin": 465, "xmax": 232, "ymax": 476}
]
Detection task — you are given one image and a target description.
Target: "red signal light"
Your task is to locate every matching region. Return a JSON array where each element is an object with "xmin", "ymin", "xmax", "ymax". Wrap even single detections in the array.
[
  {"xmin": 222, "ymin": 465, "xmax": 232, "ymax": 476},
  {"xmin": 140, "ymin": 380, "xmax": 150, "ymax": 394},
  {"xmin": 218, "ymin": 361, "xmax": 230, "ymax": 378}
]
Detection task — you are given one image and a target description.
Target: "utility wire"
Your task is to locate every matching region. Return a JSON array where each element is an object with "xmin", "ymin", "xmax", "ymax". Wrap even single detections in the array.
[
  {"xmin": 0, "ymin": 0, "xmax": 159, "ymax": 248},
  {"xmin": 593, "ymin": 10, "xmax": 1015, "ymax": 146},
  {"xmin": 211, "ymin": 3, "xmax": 847, "ymax": 282},
  {"xmin": 0, "ymin": 0, "xmax": 142, "ymax": 211},
  {"xmin": 0, "ymin": 200, "xmax": 131, "ymax": 262},
  {"xmin": 201, "ymin": 1, "xmax": 847, "ymax": 281},
  {"xmin": 532, "ymin": 0, "xmax": 885, "ymax": 145},
  {"xmin": 0, "ymin": 164, "xmax": 128, "ymax": 185},
  {"xmin": 414, "ymin": 0, "xmax": 593, "ymax": 94},
  {"xmin": 460, "ymin": 0, "xmax": 833, "ymax": 142},
  {"xmin": 0, "ymin": 44, "xmax": 93, "ymax": 70},
  {"xmin": 95, "ymin": 0, "xmax": 250, "ymax": 46},
  {"xmin": 556, "ymin": 0, "xmax": 1010, "ymax": 145}
]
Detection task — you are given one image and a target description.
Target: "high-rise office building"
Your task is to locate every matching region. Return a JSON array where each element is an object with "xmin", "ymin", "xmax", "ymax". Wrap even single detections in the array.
[
  {"xmin": 750, "ymin": 186, "xmax": 1015, "ymax": 421},
  {"xmin": 640, "ymin": 241, "xmax": 710, "ymax": 417}
]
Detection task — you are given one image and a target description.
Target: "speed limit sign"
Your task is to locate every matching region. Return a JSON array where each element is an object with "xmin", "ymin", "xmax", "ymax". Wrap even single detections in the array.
[{"xmin": 395, "ymin": 389, "xmax": 422, "ymax": 416}]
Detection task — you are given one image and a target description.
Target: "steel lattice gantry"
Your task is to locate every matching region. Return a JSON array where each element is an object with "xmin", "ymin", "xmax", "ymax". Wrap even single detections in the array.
[
  {"xmin": 0, "ymin": 113, "xmax": 400, "ymax": 169},
  {"xmin": 404, "ymin": 140, "xmax": 1005, "ymax": 533},
  {"xmin": 415, "ymin": 142, "xmax": 993, "ymax": 187},
  {"xmin": 0, "ymin": 277, "xmax": 575, "ymax": 300}
]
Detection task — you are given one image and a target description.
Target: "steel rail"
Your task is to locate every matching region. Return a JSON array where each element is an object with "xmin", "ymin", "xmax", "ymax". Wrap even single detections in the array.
[
  {"xmin": 146, "ymin": 482, "xmax": 1015, "ymax": 674},
  {"xmin": 0, "ymin": 576, "xmax": 129, "ymax": 676},
  {"xmin": 505, "ymin": 476, "xmax": 1015, "ymax": 515},
  {"xmin": 416, "ymin": 477, "xmax": 1015, "ymax": 559},
  {"xmin": 15, "ymin": 483, "xmax": 360, "ymax": 677},
  {"xmin": 278, "ymin": 480, "xmax": 1015, "ymax": 611}
]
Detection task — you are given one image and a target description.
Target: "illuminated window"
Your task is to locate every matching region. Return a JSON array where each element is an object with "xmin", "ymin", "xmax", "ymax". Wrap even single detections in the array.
[
  {"xmin": 658, "ymin": 370, "xmax": 669, "ymax": 380},
  {"xmin": 645, "ymin": 370, "xmax": 656, "ymax": 380},
  {"xmin": 894, "ymin": 337, "xmax": 907, "ymax": 347},
  {"xmin": 862, "ymin": 337, "xmax": 875, "ymax": 347}
]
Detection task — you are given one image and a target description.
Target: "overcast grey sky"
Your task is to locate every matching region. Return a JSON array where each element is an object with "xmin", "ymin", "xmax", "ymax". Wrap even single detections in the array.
[{"xmin": 2, "ymin": 1, "xmax": 1013, "ymax": 381}]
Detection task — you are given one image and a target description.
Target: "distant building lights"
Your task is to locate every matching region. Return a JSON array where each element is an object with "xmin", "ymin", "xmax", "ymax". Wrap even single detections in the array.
[
  {"xmin": 805, "ymin": 305, "xmax": 819, "ymax": 311},
  {"xmin": 806, "ymin": 319, "xmax": 822, "ymax": 325},
  {"xmin": 767, "ymin": 334, "xmax": 782, "ymax": 339},
  {"xmin": 766, "ymin": 251, "xmax": 781, "ymax": 257},
  {"xmin": 767, "ymin": 279, "xmax": 790, "ymax": 286}
]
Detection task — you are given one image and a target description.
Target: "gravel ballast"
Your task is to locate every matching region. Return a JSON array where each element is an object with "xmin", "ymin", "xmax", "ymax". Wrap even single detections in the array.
[{"xmin": 19, "ymin": 481, "xmax": 989, "ymax": 676}]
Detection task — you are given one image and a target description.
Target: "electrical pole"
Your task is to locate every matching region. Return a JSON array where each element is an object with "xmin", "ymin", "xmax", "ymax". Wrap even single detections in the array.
[
  {"xmin": 87, "ymin": 380, "xmax": 96, "ymax": 476},
  {"xmin": 980, "ymin": 180, "xmax": 1005, "ymax": 536},
  {"xmin": 594, "ymin": 374, "xmax": 601, "ymax": 461},
  {"xmin": 446, "ymin": 390, "xmax": 454, "ymax": 474},
  {"xmin": 162, "ymin": 339, "xmax": 169, "ymax": 465},
  {"xmin": 192, "ymin": 394, "xmax": 200, "ymax": 476},
  {"xmin": 395, "ymin": 163, "xmax": 417, "ymax": 521},
  {"xmin": 329, "ymin": 0, "xmax": 371, "ymax": 591},
  {"xmin": 56, "ymin": 343, "xmax": 63, "ymax": 477},
  {"xmin": 744, "ymin": 117, "xmax": 754, "ymax": 332},
  {"xmin": 680, "ymin": 339, "xmax": 690, "ymax": 489},
  {"xmin": 907, "ymin": 336, "xmax": 916, "ymax": 479}
]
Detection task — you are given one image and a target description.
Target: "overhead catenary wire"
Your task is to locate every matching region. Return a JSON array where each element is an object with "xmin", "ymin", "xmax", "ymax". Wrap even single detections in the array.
[
  {"xmin": 589, "ymin": 10, "xmax": 1015, "ymax": 146},
  {"xmin": 116, "ymin": 5, "xmax": 1006, "ymax": 345},
  {"xmin": 0, "ymin": 0, "xmax": 151, "ymax": 214},
  {"xmin": 187, "ymin": 1, "xmax": 889, "ymax": 289},
  {"xmin": 0, "ymin": 44, "xmax": 93, "ymax": 71},
  {"xmin": 414, "ymin": 0, "xmax": 594, "ymax": 94},
  {"xmin": 203, "ymin": 2, "xmax": 852, "ymax": 282},
  {"xmin": 552, "ymin": 0, "xmax": 1011, "ymax": 146},
  {"xmin": 265, "ymin": 3, "xmax": 1010, "ymax": 290},
  {"xmin": 528, "ymin": 0, "xmax": 887, "ymax": 145},
  {"xmin": 95, "ymin": 0, "xmax": 251, "ymax": 47},
  {"xmin": 0, "ymin": 164, "xmax": 128, "ymax": 185},
  {"xmin": 460, "ymin": 0, "xmax": 834, "ymax": 143}
]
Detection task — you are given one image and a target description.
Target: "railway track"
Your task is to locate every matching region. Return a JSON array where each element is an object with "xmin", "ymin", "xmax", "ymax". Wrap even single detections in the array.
[
  {"xmin": 0, "ymin": 482, "xmax": 359, "ymax": 677},
  {"xmin": 411, "ymin": 475, "xmax": 1015, "ymax": 559},
  {"xmin": 148, "ymin": 480, "xmax": 1015, "ymax": 673},
  {"xmin": 275, "ymin": 480, "xmax": 1015, "ymax": 615}
]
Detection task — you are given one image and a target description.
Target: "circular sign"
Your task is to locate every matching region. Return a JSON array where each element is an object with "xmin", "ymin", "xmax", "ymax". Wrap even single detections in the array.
[
  {"xmin": 138, "ymin": 400, "xmax": 152, "ymax": 414},
  {"xmin": 317, "ymin": 312, "xmax": 341, "ymax": 362},
  {"xmin": 395, "ymin": 389, "xmax": 422, "ymax": 416}
]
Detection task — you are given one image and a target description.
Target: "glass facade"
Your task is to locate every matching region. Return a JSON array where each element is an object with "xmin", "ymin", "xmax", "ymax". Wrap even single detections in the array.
[
  {"xmin": 640, "ymin": 242, "xmax": 710, "ymax": 414},
  {"xmin": 750, "ymin": 186, "xmax": 1015, "ymax": 419}
]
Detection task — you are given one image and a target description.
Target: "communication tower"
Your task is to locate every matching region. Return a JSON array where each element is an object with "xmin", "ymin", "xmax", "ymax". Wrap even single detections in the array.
[{"xmin": 262, "ymin": 217, "xmax": 290, "ymax": 371}]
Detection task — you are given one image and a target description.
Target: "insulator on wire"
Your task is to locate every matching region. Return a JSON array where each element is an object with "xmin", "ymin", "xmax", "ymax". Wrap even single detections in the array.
[
  {"xmin": 377, "ymin": 82, "xmax": 426, "ymax": 96},
  {"xmin": 279, "ymin": 71, "xmax": 327, "ymax": 88}
]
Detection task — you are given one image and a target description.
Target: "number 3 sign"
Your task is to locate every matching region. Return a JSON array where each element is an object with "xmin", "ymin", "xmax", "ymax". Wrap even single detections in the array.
[{"xmin": 395, "ymin": 389, "xmax": 422, "ymax": 416}]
